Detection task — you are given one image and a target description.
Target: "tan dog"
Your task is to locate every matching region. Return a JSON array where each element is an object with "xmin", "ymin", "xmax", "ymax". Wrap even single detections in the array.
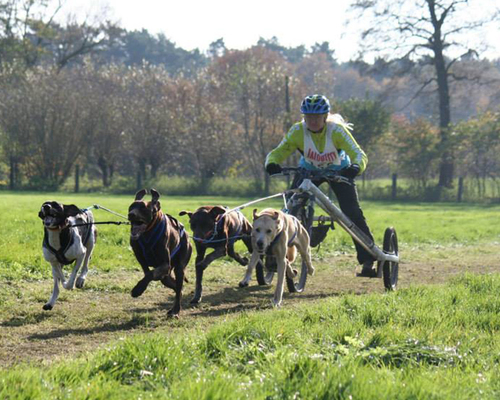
[{"xmin": 239, "ymin": 208, "xmax": 314, "ymax": 307}]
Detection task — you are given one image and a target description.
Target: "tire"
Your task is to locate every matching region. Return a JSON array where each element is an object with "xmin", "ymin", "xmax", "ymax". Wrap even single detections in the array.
[
  {"xmin": 256, "ymin": 256, "xmax": 274, "ymax": 285},
  {"xmin": 380, "ymin": 227, "xmax": 399, "ymax": 291},
  {"xmin": 286, "ymin": 202, "xmax": 314, "ymax": 293}
]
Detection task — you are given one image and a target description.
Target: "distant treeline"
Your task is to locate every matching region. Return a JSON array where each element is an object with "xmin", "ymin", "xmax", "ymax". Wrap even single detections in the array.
[{"xmin": 0, "ymin": 1, "xmax": 499, "ymax": 200}]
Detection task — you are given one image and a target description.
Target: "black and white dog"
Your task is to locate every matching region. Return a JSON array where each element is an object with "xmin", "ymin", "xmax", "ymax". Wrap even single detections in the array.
[{"xmin": 39, "ymin": 201, "xmax": 97, "ymax": 310}]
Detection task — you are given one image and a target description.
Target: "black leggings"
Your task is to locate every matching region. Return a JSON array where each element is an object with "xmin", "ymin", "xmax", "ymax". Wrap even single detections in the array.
[{"xmin": 292, "ymin": 176, "xmax": 375, "ymax": 265}]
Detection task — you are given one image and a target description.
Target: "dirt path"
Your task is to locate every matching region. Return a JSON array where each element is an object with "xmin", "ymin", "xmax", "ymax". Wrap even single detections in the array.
[{"xmin": 1, "ymin": 245, "xmax": 499, "ymax": 367}]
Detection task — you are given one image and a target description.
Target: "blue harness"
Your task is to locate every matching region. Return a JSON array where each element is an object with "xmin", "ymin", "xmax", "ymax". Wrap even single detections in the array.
[
  {"xmin": 137, "ymin": 215, "xmax": 185, "ymax": 266},
  {"xmin": 267, "ymin": 217, "xmax": 299, "ymax": 253},
  {"xmin": 193, "ymin": 211, "xmax": 245, "ymax": 245}
]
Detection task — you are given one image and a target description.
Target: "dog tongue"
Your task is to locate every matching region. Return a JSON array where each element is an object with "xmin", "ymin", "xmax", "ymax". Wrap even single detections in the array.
[{"xmin": 130, "ymin": 223, "xmax": 147, "ymax": 239}]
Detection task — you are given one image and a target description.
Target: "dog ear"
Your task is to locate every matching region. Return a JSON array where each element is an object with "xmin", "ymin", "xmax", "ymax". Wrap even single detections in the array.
[
  {"xmin": 150, "ymin": 188, "xmax": 160, "ymax": 202},
  {"xmin": 253, "ymin": 209, "xmax": 260, "ymax": 220},
  {"xmin": 209, "ymin": 206, "xmax": 226, "ymax": 217},
  {"xmin": 179, "ymin": 210, "xmax": 193, "ymax": 219},
  {"xmin": 135, "ymin": 189, "xmax": 147, "ymax": 201},
  {"xmin": 272, "ymin": 211, "xmax": 280, "ymax": 220},
  {"xmin": 150, "ymin": 189, "xmax": 161, "ymax": 211},
  {"xmin": 63, "ymin": 204, "xmax": 81, "ymax": 217},
  {"xmin": 39, "ymin": 203, "xmax": 50, "ymax": 219}
]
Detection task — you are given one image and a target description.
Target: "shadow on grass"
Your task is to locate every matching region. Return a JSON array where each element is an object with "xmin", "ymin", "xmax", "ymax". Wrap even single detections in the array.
[
  {"xmin": 1, "ymin": 312, "xmax": 53, "ymax": 327},
  {"xmin": 27, "ymin": 314, "xmax": 149, "ymax": 340}
]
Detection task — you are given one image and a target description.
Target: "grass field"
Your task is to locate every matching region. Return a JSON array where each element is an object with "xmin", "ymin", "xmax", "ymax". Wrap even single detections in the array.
[{"xmin": 1, "ymin": 191, "xmax": 500, "ymax": 399}]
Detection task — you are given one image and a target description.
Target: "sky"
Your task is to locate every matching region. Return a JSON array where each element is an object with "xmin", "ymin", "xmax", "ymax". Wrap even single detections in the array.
[{"xmin": 59, "ymin": 0, "xmax": 500, "ymax": 62}]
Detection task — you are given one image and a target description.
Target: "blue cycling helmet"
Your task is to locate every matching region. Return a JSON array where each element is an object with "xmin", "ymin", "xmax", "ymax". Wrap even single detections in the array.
[{"xmin": 300, "ymin": 94, "xmax": 330, "ymax": 114}]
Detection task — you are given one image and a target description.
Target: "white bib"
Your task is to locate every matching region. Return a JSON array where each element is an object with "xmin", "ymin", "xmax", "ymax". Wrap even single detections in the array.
[{"xmin": 302, "ymin": 121, "xmax": 341, "ymax": 168}]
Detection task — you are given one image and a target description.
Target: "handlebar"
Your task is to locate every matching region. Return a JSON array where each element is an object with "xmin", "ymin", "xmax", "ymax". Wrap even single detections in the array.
[{"xmin": 272, "ymin": 167, "xmax": 352, "ymax": 185}]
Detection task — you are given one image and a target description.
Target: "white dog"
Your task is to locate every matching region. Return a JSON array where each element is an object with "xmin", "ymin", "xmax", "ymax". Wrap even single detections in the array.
[
  {"xmin": 239, "ymin": 208, "xmax": 314, "ymax": 307},
  {"xmin": 39, "ymin": 201, "xmax": 97, "ymax": 310}
]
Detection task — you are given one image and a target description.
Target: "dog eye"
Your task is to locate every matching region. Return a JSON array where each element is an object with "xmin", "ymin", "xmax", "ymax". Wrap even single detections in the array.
[
  {"xmin": 266, "ymin": 229, "xmax": 272, "ymax": 234},
  {"xmin": 256, "ymin": 228, "xmax": 260, "ymax": 233}
]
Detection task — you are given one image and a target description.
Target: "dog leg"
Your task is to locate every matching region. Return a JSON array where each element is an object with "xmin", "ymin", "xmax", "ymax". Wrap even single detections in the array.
[
  {"xmin": 191, "ymin": 246, "xmax": 225, "ymax": 304},
  {"xmin": 198, "ymin": 247, "xmax": 226, "ymax": 270},
  {"xmin": 76, "ymin": 238, "xmax": 94, "ymax": 289},
  {"xmin": 273, "ymin": 248, "xmax": 287, "ymax": 308},
  {"xmin": 44, "ymin": 263, "xmax": 63, "ymax": 310},
  {"xmin": 227, "ymin": 243, "xmax": 248, "ymax": 266},
  {"xmin": 239, "ymin": 251, "xmax": 260, "ymax": 287},
  {"xmin": 191, "ymin": 262, "xmax": 204, "ymax": 304},
  {"xmin": 131, "ymin": 272, "xmax": 153, "ymax": 297},
  {"xmin": 296, "ymin": 231, "xmax": 315, "ymax": 276},
  {"xmin": 285, "ymin": 259, "xmax": 298, "ymax": 279},
  {"xmin": 168, "ymin": 264, "xmax": 184, "ymax": 318},
  {"xmin": 63, "ymin": 251, "xmax": 86, "ymax": 290}
]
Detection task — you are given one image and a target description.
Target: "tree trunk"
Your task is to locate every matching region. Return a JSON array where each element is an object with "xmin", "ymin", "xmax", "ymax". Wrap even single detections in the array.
[
  {"xmin": 430, "ymin": 0, "xmax": 454, "ymax": 188},
  {"xmin": 9, "ymin": 156, "xmax": 15, "ymax": 190},
  {"xmin": 264, "ymin": 172, "xmax": 270, "ymax": 196},
  {"xmin": 97, "ymin": 156, "xmax": 110, "ymax": 187}
]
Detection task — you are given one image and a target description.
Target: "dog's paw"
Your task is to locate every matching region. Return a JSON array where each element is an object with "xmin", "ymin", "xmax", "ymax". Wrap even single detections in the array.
[
  {"xmin": 286, "ymin": 268, "xmax": 298, "ymax": 279},
  {"xmin": 131, "ymin": 282, "xmax": 147, "ymax": 298},
  {"xmin": 75, "ymin": 277, "xmax": 86, "ymax": 289},
  {"xmin": 272, "ymin": 299, "xmax": 282, "ymax": 308},
  {"xmin": 42, "ymin": 303, "xmax": 53, "ymax": 311},
  {"xmin": 167, "ymin": 309, "xmax": 180, "ymax": 318},
  {"xmin": 190, "ymin": 292, "xmax": 202, "ymax": 305},
  {"xmin": 238, "ymin": 280, "xmax": 249, "ymax": 288}
]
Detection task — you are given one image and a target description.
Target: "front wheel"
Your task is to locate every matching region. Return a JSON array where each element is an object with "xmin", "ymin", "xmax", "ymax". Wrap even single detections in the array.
[
  {"xmin": 379, "ymin": 227, "xmax": 399, "ymax": 291},
  {"xmin": 286, "ymin": 203, "xmax": 313, "ymax": 293}
]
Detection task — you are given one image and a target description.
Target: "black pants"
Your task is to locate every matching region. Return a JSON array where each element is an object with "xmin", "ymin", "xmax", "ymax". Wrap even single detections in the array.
[{"xmin": 292, "ymin": 176, "xmax": 375, "ymax": 265}]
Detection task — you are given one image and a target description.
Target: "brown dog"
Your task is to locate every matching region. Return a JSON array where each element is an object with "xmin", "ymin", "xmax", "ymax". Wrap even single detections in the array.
[
  {"xmin": 128, "ymin": 189, "xmax": 192, "ymax": 317},
  {"xmin": 240, "ymin": 208, "xmax": 314, "ymax": 307},
  {"xmin": 179, "ymin": 206, "xmax": 253, "ymax": 304}
]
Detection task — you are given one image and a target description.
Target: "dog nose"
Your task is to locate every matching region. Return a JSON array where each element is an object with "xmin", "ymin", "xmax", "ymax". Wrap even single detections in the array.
[{"xmin": 257, "ymin": 240, "xmax": 264, "ymax": 250}]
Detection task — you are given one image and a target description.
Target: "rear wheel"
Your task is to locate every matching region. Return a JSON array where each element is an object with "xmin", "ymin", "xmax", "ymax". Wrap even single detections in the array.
[
  {"xmin": 379, "ymin": 227, "xmax": 399, "ymax": 291},
  {"xmin": 286, "ymin": 201, "xmax": 313, "ymax": 293}
]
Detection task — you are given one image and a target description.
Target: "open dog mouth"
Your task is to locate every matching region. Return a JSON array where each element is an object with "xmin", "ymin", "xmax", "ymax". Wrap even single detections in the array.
[{"xmin": 130, "ymin": 222, "xmax": 147, "ymax": 240}]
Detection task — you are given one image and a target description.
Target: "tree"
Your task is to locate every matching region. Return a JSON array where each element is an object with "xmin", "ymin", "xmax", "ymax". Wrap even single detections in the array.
[
  {"xmin": 392, "ymin": 116, "xmax": 440, "ymax": 189},
  {"xmin": 210, "ymin": 48, "xmax": 295, "ymax": 194},
  {"xmin": 336, "ymin": 97, "xmax": 391, "ymax": 149},
  {"xmin": 454, "ymin": 110, "xmax": 500, "ymax": 198},
  {"xmin": 0, "ymin": 0, "xmax": 117, "ymax": 70},
  {"xmin": 0, "ymin": 66, "xmax": 92, "ymax": 189},
  {"xmin": 351, "ymin": 0, "xmax": 500, "ymax": 188}
]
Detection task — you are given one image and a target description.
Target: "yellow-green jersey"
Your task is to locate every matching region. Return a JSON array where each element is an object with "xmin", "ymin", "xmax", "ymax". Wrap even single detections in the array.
[{"xmin": 265, "ymin": 116, "xmax": 368, "ymax": 173}]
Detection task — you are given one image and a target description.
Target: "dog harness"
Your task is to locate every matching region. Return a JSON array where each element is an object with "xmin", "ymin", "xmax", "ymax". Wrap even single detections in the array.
[
  {"xmin": 136, "ymin": 214, "xmax": 186, "ymax": 267},
  {"xmin": 43, "ymin": 210, "xmax": 93, "ymax": 265},
  {"xmin": 266, "ymin": 217, "xmax": 300, "ymax": 254},
  {"xmin": 192, "ymin": 210, "xmax": 246, "ymax": 245}
]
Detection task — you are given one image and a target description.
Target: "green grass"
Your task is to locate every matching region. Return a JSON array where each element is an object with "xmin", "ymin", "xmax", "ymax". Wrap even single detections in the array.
[
  {"xmin": 1, "ymin": 191, "xmax": 499, "ymax": 281},
  {"xmin": 1, "ymin": 190, "xmax": 499, "ymax": 285},
  {"xmin": 1, "ymin": 192, "xmax": 500, "ymax": 399},
  {"xmin": 2, "ymin": 273, "xmax": 500, "ymax": 399}
]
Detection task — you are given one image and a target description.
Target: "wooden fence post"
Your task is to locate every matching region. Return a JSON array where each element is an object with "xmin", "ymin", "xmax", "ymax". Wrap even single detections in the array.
[{"xmin": 391, "ymin": 173, "xmax": 397, "ymax": 200}]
